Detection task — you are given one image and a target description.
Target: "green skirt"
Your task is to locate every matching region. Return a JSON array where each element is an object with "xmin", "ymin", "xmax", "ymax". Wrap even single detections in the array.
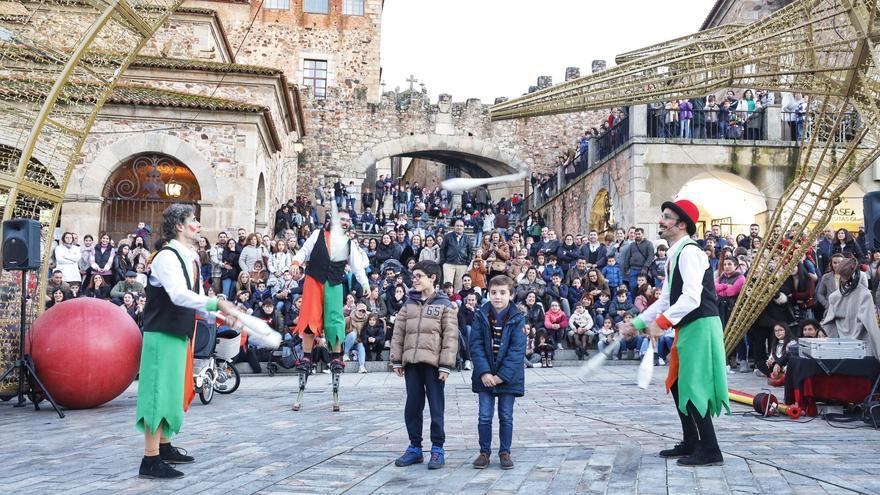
[
  {"xmin": 673, "ymin": 316, "xmax": 730, "ymax": 417},
  {"xmin": 135, "ymin": 331, "xmax": 188, "ymax": 437}
]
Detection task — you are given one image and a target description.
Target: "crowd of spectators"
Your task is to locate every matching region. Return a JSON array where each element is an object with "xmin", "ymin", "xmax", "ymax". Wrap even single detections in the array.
[{"xmin": 45, "ymin": 172, "xmax": 880, "ymax": 375}]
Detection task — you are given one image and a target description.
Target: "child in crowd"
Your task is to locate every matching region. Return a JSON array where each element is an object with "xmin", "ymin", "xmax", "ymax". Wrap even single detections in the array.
[
  {"xmin": 235, "ymin": 290, "xmax": 253, "ymax": 313},
  {"xmin": 593, "ymin": 293, "xmax": 611, "ymax": 328},
  {"xmin": 616, "ymin": 313, "xmax": 641, "ymax": 360},
  {"xmin": 609, "ymin": 288, "xmax": 638, "ymax": 324},
  {"xmin": 799, "ymin": 319, "xmax": 827, "ymax": 339},
  {"xmin": 648, "ymin": 245, "xmax": 668, "ymax": 288},
  {"xmin": 469, "ymin": 275, "xmax": 526, "ymax": 470},
  {"xmin": 567, "ymin": 277, "xmax": 585, "ymax": 311},
  {"xmin": 764, "ymin": 323, "xmax": 797, "ymax": 382},
  {"xmin": 252, "ymin": 281, "xmax": 271, "ymax": 305},
  {"xmin": 536, "ymin": 331, "xmax": 555, "ymax": 368},
  {"xmin": 543, "ymin": 300, "xmax": 569, "ymax": 350},
  {"xmin": 567, "ymin": 302, "xmax": 594, "ymax": 359},
  {"xmin": 597, "ymin": 318, "xmax": 617, "ymax": 355},
  {"xmin": 361, "ymin": 312, "xmax": 386, "ymax": 362},
  {"xmin": 602, "ymin": 255, "xmax": 622, "ymax": 294},
  {"xmin": 523, "ymin": 323, "xmax": 541, "ymax": 368}
]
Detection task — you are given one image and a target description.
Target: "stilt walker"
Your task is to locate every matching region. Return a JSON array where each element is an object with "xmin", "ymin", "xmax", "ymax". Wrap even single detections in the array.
[
  {"xmin": 291, "ymin": 203, "xmax": 369, "ymax": 411},
  {"xmin": 625, "ymin": 199, "xmax": 729, "ymax": 466},
  {"xmin": 135, "ymin": 204, "xmax": 240, "ymax": 479}
]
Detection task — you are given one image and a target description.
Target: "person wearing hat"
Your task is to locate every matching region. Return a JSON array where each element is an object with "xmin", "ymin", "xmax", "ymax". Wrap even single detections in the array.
[
  {"xmin": 624, "ymin": 199, "xmax": 729, "ymax": 466},
  {"xmin": 111, "ymin": 269, "xmax": 146, "ymax": 304}
]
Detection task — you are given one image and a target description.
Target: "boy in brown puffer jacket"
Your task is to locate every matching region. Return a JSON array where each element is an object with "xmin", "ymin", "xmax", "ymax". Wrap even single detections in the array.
[{"xmin": 391, "ymin": 260, "xmax": 459, "ymax": 470}]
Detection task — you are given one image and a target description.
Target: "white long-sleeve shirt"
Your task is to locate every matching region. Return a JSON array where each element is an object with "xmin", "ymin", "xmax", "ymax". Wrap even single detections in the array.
[
  {"xmin": 293, "ymin": 230, "xmax": 369, "ymax": 290},
  {"xmin": 148, "ymin": 239, "xmax": 216, "ymax": 312},
  {"xmin": 635, "ymin": 236, "xmax": 708, "ymax": 330}
]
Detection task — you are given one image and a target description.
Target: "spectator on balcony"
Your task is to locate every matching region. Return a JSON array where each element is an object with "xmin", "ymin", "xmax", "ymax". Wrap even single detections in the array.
[
  {"xmin": 678, "ymin": 99, "xmax": 693, "ymax": 139},
  {"xmin": 664, "ymin": 100, "xmax": 679, "ymax": 137},
  {"xmin": 705, "ymin": 95, "xmax": 720, "ymax": 138},
  {"xmin": 691, "ymin": 96, "xmax": 706, "ymax": 139},
  {"xmin": 745, "ymin": 100, "xmax": 765, "ymax": 140}
]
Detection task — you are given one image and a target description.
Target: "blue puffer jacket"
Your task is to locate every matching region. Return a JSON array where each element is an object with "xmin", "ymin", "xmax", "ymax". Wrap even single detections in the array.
[{"xmin": 469, "ymin": 302, "xmax": 526, "ymax": 397}]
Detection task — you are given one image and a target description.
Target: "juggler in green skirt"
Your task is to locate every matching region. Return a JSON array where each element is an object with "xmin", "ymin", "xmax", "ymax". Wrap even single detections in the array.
[{"xmin": 135, "ymin": 331, "xmax": 189, "ymax": 437}]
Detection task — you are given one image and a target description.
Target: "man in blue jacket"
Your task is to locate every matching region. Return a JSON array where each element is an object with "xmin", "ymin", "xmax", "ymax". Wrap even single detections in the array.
[{"xmin": 468, "ymin": 275, "xmax": 526, "ymax": 470}]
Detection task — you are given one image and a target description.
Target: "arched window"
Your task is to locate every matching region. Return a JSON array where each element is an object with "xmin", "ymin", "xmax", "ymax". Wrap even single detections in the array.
[{"xmin": 100, "ymin": 153, "xmax": 201, "ymax": 243}]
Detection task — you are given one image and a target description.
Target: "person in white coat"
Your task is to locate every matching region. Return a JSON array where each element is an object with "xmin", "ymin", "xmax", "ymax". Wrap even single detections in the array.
[{"xmin": 54, "ymin": 232, "xmax": 82, "ymax": 283}]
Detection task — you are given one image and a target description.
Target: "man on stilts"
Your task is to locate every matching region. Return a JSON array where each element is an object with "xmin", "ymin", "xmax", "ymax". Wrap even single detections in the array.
[
  {"xmin": 136, "ymin": 204, "xmax": 239, "ymax": 479},
  {"xmin": 625, "ymin": 199, "xmax": 729, "ymax": 466},
  {"xmin": 291, "ymin": 203, "xmax": 369, "ymax": 411}
]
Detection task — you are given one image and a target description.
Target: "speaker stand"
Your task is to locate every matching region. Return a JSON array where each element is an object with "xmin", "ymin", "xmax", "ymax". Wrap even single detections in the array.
[{"xmin": 0, "ymin": 270, "xmax": 64, "ymax": 418}]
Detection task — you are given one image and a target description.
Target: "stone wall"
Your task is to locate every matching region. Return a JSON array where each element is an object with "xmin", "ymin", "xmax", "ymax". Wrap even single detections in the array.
[
  {"xmin": 182, "ymin": 0, "xmax": 383, "ymax": 101},
  {"xmin": 296, "ymin": 89, "xmax": 609, "ymax": 196}
]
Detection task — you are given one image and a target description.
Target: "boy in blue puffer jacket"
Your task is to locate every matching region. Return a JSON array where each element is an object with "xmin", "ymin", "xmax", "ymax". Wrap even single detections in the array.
[{"xmin": 468, "ymin": 275, "xmax": 526, "ymax": 470}]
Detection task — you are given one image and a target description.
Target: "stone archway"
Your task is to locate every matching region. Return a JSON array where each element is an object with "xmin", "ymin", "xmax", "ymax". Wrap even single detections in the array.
[
  {"xmin": 352, "ymin": 134, "xmax": 528, "ymax": 178},
  {"xmin": 74, "ymin": 133, "xmax": 219, "ymax": 203},
  {"xmin": 100, "ymin": 153, "xmax": 202, "ymax": 242}
]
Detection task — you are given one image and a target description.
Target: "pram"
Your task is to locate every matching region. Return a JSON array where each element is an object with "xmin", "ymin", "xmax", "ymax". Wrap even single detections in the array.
[{"xmin": 266, "ymin": 333, "xmax": 303, "ymax": 376}]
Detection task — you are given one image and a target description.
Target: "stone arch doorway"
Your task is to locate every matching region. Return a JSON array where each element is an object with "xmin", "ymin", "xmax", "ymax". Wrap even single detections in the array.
[
  {"xmin": 675, "ymin": 172, "xmax": 767, "ymax": 237},
  {"xmin": 100, "ymin": 153, "xmax": 201, "ymax": 242},
  {"xmin": 589, "ymin": 188, "xmax": 615, "ymax": 234}
]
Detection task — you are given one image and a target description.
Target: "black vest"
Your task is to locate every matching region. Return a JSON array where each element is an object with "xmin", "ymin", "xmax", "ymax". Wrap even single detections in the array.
[
  {"xmin": 669, "ymin": 241, "xmax": 719, "ymax": 326},
  {"xmin": 143, "ymin": 246, "xmax": 200, "ymax": 339},
  {"xmin": 304, "ymin": 231, "xmax": 348, "ymax": 285},
  {"xmin": 93, "ymin": 244, "xmax": 113, "ymax": 268}
]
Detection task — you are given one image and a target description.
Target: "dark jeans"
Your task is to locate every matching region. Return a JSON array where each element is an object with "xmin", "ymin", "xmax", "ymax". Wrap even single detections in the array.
[
  {"xmin": 458, "ymin": 324, "xmax": 472, "ymax": 365},
  {"xmin": 366, "ymin": 341, "xmax": 385, "ymax": 360},
  {"xmin": 404, "ymin": 363, "xmax": 446, "ymax": 449},
  {"xmin": 234, "ymin": 346, "xmax": 262, "ymax": 374},
  {"xmin": 748, "ymin": 326, "xmax": 772, "ymax": 375},
  {"xmin": 478, "ymin": 392, "xmax": 515, "ymax": 454},
  {"xmin": 670, "ymin": 381, "xmax": 719, "ymax": 452}
]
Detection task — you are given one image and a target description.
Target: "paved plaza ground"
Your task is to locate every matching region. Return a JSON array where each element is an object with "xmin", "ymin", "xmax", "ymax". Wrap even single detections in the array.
[{"xmin": 1, "ymin": 363, "xmax": 878, "ymax": 495}]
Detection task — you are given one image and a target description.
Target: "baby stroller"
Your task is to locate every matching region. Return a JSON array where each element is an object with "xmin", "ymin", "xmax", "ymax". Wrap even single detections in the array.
[
  {"xmin": 266, "ymin": 333, "xmax": 303, "ymax": 377},
  {"xmin": 192, "ymin": 320, "xmax": 242, "ymax": 404}
]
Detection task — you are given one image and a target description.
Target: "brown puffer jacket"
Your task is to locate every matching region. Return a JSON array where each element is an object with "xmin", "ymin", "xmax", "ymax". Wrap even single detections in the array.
[{"xmin": 390, "ymin": 290, "xmax": 459, "ymax": 373}]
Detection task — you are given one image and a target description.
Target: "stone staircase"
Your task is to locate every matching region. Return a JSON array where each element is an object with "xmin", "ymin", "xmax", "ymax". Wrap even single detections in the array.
[
  {"xmin": 355, "ymin": 215, "xmax": 477, "ymax": 243},
  {"xmin": 234, "ymin": 348, "xmax": 642, "ymax": 375}
]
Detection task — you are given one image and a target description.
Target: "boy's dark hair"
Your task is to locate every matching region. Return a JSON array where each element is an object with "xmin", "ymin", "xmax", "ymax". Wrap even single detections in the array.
[
  {"xmin": 412, "ymin": 260, "xmax": 440, "ymax": 283},
  {"xmin": 488, "ymin": 275, "xmax": 515, "ymax": 292},
  {"xmin": 607, "ymin": 255, "xmax": 616, "ymax": 260},
  {"xmin": 443, "ymin": 281, "xmax": 454, "ymax": 289}
]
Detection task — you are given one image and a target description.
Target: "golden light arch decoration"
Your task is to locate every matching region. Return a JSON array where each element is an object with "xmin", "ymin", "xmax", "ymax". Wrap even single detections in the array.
[
  {"xmin": 0, "ymin": 0, "xmax": 186, "ymax": 393},
  {"xmin": 491, "ymin": 0, "xmax": 880, "ymax": 354}
]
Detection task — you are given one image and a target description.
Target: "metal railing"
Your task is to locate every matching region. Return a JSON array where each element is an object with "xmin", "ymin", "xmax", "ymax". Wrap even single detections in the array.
[
  {"xmin": 596, "ymin": 116, "xmax": 630, "ymax": 162},
  {"xmin": 647, "ymin": 107, "xmax": 766, "ymax": 140},
  {"xmin": 780, "ymin": 111, "xmax": 860, "ymax": 143}
]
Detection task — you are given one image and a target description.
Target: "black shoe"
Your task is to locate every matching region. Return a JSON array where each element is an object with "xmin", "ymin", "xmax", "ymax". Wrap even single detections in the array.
[
  {"xmin": 139, "ymin": 455, "xmax": 184, "ymax": 479},
  {"xmin": 659, "ymin": 443, "xmax": 695, "ymax": 458},
  {"xmin": 159, "ymin": 443, "xmax": 194, "ymax": 464},
  {"xmin": 575, "ymin": 347, "xmax": 584, "ymax": 360},
  {"xmin": 676, "ymin": 449, "xmax": 724, "ymax": 466}
]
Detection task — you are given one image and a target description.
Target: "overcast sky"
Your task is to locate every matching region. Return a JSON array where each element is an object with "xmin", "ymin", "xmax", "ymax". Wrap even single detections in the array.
[{"xmin": 380, "ymin": 0, "xmax": 717, "ymax": 102}]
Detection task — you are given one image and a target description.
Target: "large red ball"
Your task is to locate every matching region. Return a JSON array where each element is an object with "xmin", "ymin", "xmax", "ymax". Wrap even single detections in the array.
[{"xmin": 28, "ymin": 298, "xmax": 142, "ymax": 409}]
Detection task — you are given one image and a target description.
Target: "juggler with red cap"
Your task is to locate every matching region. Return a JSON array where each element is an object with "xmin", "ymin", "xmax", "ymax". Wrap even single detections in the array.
[{"xmin": 625, "ymin": 199, "xmax": 730, "ymax": 466}]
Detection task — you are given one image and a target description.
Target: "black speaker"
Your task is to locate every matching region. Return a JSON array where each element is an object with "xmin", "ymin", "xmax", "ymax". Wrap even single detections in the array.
[
  {"xmin": 864, "ymin": 191, "xmax": 880, "ymax": 253},
  {"xmin": 2, "ymin": 218, "xmax": 42, "ymax": 271}
]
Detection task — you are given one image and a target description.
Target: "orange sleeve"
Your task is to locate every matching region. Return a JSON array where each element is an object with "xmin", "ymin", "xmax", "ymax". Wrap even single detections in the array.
[{"xmin": 656, "ymin": 313, "xmax": 673, "ymax": 330}]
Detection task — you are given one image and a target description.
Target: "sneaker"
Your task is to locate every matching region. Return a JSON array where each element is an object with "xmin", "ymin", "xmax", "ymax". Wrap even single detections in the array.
[
  {"xmin": 540, "ymin": 356, "xmax": 547, "ymax": 368},
  {"xmin": 159, "ymin": 443, "xmax": 194, "ymax": 464},
  {"xmin": 139, "ymin": 455, "xmax": 184, "ymax": 479},
  {"xmin": 464, "ymin": 360, "xmax": 472, "ymax": 370},
  {"xmin": 330, "ymin": 358, "xmax": 345, "ymax": 373},
  {"xmin": 499, "ymin": 452, "xmax": 514, "ymax": 470},
  {"xmin": 659, "ymin": 443, "xmax": 694, "ymax": 458},
  {"xmin": 653, "ymin": 355, "xmax": 660, "ymax": 367},
  {"xmin": 321, "ymin": 368, "xmax": 331, "ymax": 374},
  {"xmin": 427, "ymin": 446, "xmax": 445, "ymax": 469},
  {"xmin": 472, "ymin": 452, "xmax": 490, "ymax": 469},
  {"xmin": 546, "ymin": 359, "xmax": 553, "ymax": 368},
  {"xmin": 359, "ymin": 365, "xmax": 368, "ymax": 374},
  {"xmin": 754, "ymin": 369, "xmax": 764, "ymax": 377},
  {"xmin": 659, "ymin": 358, "xmax": 666, "ymax": 366},
  {"xmin": 342, "ymin": 354, "xmax": 351, "ymax": 362},
  {"xmin": 295, "ymin": 356, "xmax": 312, "ymax": 372},
  {"xmin": 395, "ymin": 446, "xmax": 424, "ymax": 467},
  {"xmin": 676, "ymin": 449, "xmax": 724, "ymax": 466},
  {"xmin": 575, "ymin": 347, "xmax": 584, "ymax": 360},
  {"xmin": 627, "ymin": 349, "xmax": 635, "ymax": 360},
  {"xmin": 557, "ymin": 343, "xmax": 564, "ymax": 350}
]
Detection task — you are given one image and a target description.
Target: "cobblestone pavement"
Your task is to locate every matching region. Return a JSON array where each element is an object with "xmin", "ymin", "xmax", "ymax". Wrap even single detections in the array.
[{"xmin": 1, "ymin": 364, "xmax": 878, "ymax": 494}]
